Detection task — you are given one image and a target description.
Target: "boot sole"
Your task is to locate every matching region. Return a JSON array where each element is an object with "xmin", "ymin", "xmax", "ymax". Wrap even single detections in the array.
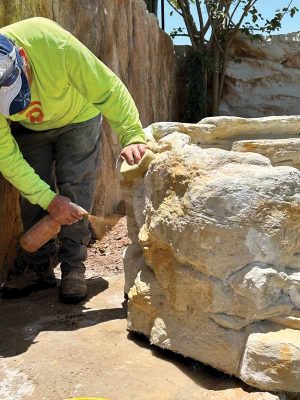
[{"xmin": 1, "ymin": 281, "xmax": 57, "ymax": 299}]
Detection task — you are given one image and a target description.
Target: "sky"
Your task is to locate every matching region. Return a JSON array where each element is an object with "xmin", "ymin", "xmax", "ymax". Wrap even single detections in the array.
[{"xmin": 156, "ymin": 0, "xmax": 300, "ymax": 45}]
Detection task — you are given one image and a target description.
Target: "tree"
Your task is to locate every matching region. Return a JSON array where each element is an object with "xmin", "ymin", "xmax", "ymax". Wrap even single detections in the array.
[{"xmin": 168, "ymin": 0, "xmax": 299, "ymax": 119}]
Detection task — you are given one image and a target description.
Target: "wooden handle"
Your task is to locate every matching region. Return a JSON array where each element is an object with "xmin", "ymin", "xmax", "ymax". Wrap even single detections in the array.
[{"xmin": 20, "ymin": 215, "xmax": 61, "ymax": 253}]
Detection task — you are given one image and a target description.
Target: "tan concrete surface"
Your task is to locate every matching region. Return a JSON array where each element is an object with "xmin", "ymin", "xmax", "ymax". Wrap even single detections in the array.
[{"xmin": 0, "ymin": 273, "xmax": 282, "ymax": 400}]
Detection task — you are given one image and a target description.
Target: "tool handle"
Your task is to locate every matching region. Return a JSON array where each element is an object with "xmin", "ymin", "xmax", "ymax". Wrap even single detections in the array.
[
  {"xmin": 20, "ymin": 215, "xmax": 61, "ymax": 253},
  {"xmin": 20, "ymin": 203, "xmax": 89, "ymax": 253}
]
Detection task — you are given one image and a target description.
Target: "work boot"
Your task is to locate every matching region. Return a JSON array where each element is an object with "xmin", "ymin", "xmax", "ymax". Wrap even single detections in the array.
[
  {"xmin": 1, "ymin": 264, "xmax": 56, "ymax": 298},
  {"xmin": 59, "ymin": 270, "xmax": 87, "ymax": 304}
]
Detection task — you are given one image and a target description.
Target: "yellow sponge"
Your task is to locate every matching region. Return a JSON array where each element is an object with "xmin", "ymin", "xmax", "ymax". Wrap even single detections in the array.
[
  {"xmin": 66, "ymin": 398, "xmax": 110, "ymax": 400},
  {"xmin": 120, "ymin": 149, "xmax": 156, "ymax": 181}
]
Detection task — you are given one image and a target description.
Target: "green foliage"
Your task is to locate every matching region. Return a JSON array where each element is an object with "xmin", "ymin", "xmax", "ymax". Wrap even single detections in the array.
[
  {"xmin": 168, "ymin": 0, "xmax": 299, "ymax": 40},
  {"xmin": 170, "ymin": 26, "xmax": 187, "ymax": 38}
]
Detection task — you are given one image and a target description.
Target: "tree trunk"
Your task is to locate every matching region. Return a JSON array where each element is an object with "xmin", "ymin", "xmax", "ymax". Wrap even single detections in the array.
[
  {"xmin": 211, "ymin": 41, "xmax": 220, "ymax": 116},
  {"xmin": 218, "ymin": 41, "xmax": 231, "ymax": 113},
  {"xmin": 203, "ymin": 66, "xmax": 208, "ymax": 117}
]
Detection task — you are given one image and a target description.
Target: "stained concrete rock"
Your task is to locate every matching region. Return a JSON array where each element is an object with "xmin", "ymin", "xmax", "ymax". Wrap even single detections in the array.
[
  {"xmin": 123, "ymin": 126, "xmax": 300, "ymax": 393},
  {"xmin": 220, "ymin": 32, "xmax": 300, "ymax": 117},
  {"xmin": 241, "ymin": 324, "xmax": 300, "ymax": 393},
  {"xmin": 232, "ymin": 139, "xmax": 300, "ymax": 168},
  {"xmin": 145, "ymin": 116, "xmax": 300, "ymax": 150}
]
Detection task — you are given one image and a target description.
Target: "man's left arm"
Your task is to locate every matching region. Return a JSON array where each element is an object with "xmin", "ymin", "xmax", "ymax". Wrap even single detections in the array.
[{"xmin": 65, "ymin": 34, "xmax": 147, "ymax": 164}]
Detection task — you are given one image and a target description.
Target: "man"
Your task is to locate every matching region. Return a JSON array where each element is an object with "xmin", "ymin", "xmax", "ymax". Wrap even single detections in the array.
[{"xmin": 0, "ymin": 17, "xmax": 147, "ymax": 303}]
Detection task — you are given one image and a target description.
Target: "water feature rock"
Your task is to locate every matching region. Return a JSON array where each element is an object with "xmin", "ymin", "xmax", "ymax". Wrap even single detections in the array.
[{"xmin": 124, "ymin": 127, "xmax": 300, "ymax": 393}]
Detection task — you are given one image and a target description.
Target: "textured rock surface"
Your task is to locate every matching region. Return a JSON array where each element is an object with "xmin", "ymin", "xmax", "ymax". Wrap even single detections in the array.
[
  {"xmin": 0, "ymin": 181, "xmax": 21, "ymax": 283},
  {"xmin": 0, "ymin": 0, "xmax": 176, "ymax": 278},
  {"xmin": 220, "ymin": 32, "xmax": 300, "ymax": 117},
  {"xmin": 232, "ymin": 139, "xmax": 300, "ymax": 168},
  {"xmin": 145, "ymin": 116, "xmax": 300, "ymax": 150},
  {"xmin": 241, "ymin": 324, "xmax": 300, "ymax": 392},
  {"xmin": 124, "ymin": 121, "xmax": 300, "ymax": 393}
]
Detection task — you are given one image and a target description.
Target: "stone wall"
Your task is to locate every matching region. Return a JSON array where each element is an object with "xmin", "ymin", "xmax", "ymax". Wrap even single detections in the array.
[
  {"xmin": 220, "ymin": 32, "xmax": 300, "ymax": 117},
  {"xmin": 175, "ymin": 32, "xmax": 300, "ymax": 119},
  {"xmin": 124, "ymin": 116, "xmax": 300, "ymax": 395},
  {"xmin": 0, "ymin": 0, "xmax": 177, "ymax": 278}
]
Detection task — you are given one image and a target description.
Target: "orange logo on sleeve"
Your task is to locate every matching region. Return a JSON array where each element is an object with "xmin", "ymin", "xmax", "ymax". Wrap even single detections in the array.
[{"xmin": 19, "ymin": 101, "xmax": 44, "ymax": 123}]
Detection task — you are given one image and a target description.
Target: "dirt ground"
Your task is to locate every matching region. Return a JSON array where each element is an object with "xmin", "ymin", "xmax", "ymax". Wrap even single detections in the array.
[
  {"xmin": 0, "ymin": 217, "xmax": 289, "ymax": 400},
  {"xmin": 86, "ymin": 216, "xmax": 130, "ymax": 278}
]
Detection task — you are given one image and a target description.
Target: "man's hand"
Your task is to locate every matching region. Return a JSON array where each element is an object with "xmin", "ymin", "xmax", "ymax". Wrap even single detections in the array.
[
  {"xmin": 47, "ymin": 195, "xmax": 88, "ymax": 225},
  {"xmin": 120, "ymin": 143, "xmax": 147, "ymax": 165}
]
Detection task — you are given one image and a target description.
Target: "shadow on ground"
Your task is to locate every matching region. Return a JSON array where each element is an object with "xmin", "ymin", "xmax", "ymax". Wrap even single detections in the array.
[
  {"xmin": 127, "ymin": 331, "xmax": 279, "ymax": 396},
  {"xmin": 0, "ymin": 276, "xmax": 126, "ymax": 358}
]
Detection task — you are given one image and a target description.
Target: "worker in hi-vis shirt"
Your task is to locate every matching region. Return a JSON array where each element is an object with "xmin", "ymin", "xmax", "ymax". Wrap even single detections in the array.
[{"xmin": 0, "ymin": 17, "xmax": 147, "ymax": 303}]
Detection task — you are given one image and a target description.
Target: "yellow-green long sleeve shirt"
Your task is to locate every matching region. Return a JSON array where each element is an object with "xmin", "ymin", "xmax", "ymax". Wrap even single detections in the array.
[{"xmin": 0, "ymin": 17, "xmax": 146, "ymax": 209}]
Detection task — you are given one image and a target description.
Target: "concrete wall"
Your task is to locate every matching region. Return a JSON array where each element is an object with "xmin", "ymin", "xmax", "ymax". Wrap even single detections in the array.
[{"xmin": 0, "ymin": 0, "xmax": 177, "ymax": 279}]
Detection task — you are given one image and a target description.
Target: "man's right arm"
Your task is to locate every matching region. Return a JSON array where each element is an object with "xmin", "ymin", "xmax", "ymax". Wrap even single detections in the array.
[
  {"xmin": 0, "ymin": 116, "xmax": 84, "ymax": 224},
  {"xmin": 0, "ymin": 116, "xmax": 56, "ymax": 208}
]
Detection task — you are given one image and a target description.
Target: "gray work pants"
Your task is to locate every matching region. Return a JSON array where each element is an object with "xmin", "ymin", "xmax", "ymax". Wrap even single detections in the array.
[{"xmin": 11, "ymin": 114, "xmax": 102, "ymax": 275}]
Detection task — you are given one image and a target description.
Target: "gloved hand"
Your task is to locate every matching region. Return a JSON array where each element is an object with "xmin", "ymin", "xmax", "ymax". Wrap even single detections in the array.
[
  {"xmin": 120, "ymin": 143, "xmax": 148, "ymax": 165},
  {"xmin": 47, "ymin": 194, "xmax": 88, "ymax": 225}
]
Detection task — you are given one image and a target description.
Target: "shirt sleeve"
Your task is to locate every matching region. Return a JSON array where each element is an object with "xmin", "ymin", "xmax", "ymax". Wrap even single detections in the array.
[
  {"xmin": 0, "ymin": 116, "xmax": 56, "ymax": 209},
  {"xmin": 65, "ymin": 33, "xmax": 146, "ymax": 148}
]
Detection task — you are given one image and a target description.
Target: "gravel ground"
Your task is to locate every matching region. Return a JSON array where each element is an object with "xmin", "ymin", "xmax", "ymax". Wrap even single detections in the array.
[{"xmin": 85, "ymin": 216, "xmax": 130, "ymax": 278}]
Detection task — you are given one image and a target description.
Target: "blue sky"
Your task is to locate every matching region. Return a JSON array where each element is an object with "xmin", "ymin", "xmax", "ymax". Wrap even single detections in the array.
[{"xmin": 157, "ymin": 0, "xmax": 300, "ymax": 45}]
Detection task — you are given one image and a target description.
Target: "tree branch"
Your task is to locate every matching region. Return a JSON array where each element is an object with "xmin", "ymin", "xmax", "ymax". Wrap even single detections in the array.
[
  {"xmin": 274, "ymin": 0, "xmax": 293, "ymax": 25},
  {"xmin": 235, "ymin": 0, "xmax": 258, "ymax": 31},
  {"xmin": 195, "ymin": 0, "xmax": 208, "ymax": 48},
  {"xmin": 230, "ymin": 0, "xmax": 243, "ymax": 22},
  {"xmin": 205, "ymin": 0, "xmax": 224, "ymax": 54},
  {"xmin": 171, "ymin": 33, "xmax": 190, "ymax": 37},
  {"xmin": 202, "ymin": 18, "xmax": 211, "ymax": 36},
  {"xmin": 223, "ymin": 1, "xmax": 235, "ymax": 29},
  {"xmin": 166, "ymin": 0, "xmax": 183, "ymax": 17},
  {"xmin": 195, "ymin": 0, "xmax": 204, "ymax": 31},
  {"xmin": 177, "ymin": 0, "xmax": 199, "ymax": 50}
]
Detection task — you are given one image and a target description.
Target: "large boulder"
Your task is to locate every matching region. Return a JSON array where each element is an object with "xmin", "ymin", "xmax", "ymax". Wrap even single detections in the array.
[{"xmin": 124, "ymin": 119, "xmax": 300, "ymax": 393}]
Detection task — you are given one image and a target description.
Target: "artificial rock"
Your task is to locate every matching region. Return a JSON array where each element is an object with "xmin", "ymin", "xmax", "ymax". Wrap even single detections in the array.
[
  {"xmin": 145, "ymin": 116, "xmax": 300, "ymax": 150},
  {"xmin": 219, "ymin": 32, "xmax": 300, "ymax": 117},
  {"xmin": 232, "ymin": 139, "xmax": 300, "ymax": 168},
  {"xmin": 124, "ymin": 116, "xmax": 300, "ymax": 393}
]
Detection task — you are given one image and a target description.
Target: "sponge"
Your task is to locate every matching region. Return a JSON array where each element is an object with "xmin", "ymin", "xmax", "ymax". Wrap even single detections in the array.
[{"xmin": 120, "ymin": 149, "xmax": 156, "ymax": 181}]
